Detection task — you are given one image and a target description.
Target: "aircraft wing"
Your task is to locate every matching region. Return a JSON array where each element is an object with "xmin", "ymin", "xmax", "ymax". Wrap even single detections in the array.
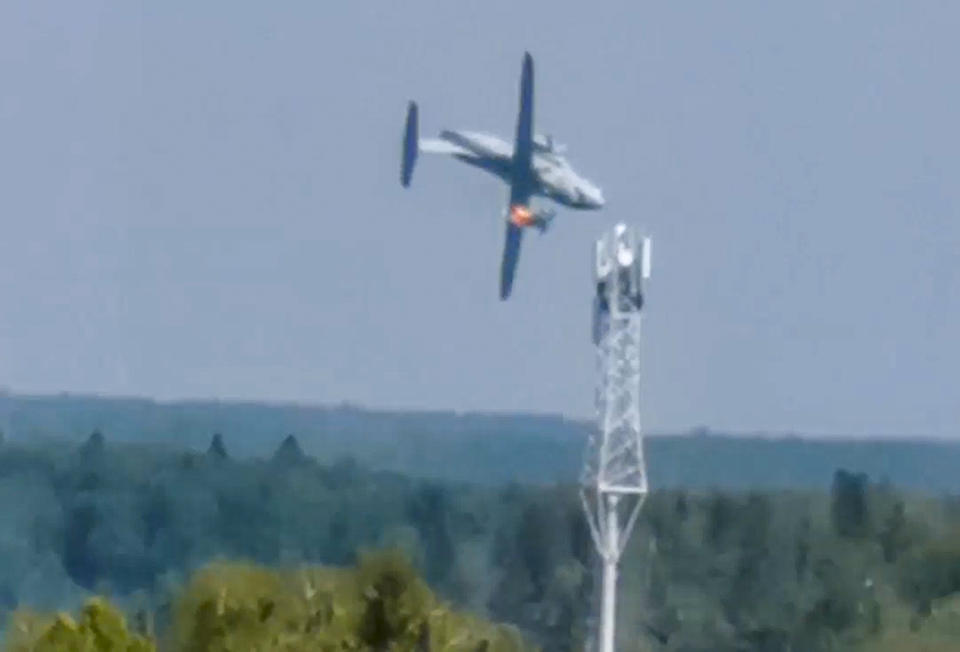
[
  {"xmin": 500, "ymin": 222, "xmax": 523, "ymax": 299},
  {"xmin": 500, "ymin": 52, "xmax": 535, "ymax": 300},
  {"xmin": 419, "ymin": 138, "xmax": 472, "ymax": 156},
  {"xmin": 499, "ymin": 221, "xmax": 523, "ymax": 300},
  {"xmin": 509, "ymin": 52, "xmax": 535, "ymax": 206}
]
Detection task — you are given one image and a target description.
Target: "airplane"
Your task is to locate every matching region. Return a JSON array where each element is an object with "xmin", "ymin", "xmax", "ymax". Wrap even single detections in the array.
[{"xmin": 400, "ymin": 52, "xmax": 605, "ymax": 300}]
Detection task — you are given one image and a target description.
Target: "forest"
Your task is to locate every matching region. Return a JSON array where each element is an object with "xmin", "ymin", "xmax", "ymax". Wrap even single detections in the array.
[
  {"xmin": 2, "ymin": 393, "xmax": 960, "ymax": 492},
  {"xmin": 0, "ymin": 426, "xmax": 959, "ymax": 650}
]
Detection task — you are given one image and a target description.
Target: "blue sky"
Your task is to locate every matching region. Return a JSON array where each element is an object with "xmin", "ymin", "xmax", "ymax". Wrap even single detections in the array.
[{"xmin": 0, "ymin": 2, "xmax": 957, "ymax": 437}]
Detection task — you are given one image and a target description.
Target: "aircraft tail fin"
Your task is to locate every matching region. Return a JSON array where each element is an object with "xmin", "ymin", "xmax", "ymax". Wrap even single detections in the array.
[{"xmin": 401, "ymin": 101, "xmax": 419, "ymax": 187}]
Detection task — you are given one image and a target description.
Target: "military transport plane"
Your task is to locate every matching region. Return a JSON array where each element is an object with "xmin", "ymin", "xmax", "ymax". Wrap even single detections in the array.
[{"xmin": 400, "ymin": 52, "xmax": 605, "ymax": 299}]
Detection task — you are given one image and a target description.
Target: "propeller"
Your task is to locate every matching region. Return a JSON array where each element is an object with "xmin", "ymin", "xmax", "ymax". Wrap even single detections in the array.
[
  {"xmin": 544, "ymin": 133, "xmax": 567, "ymax": 154},
  {"xmin": 534, "ymin": 133, "xmax": 568, "ymax": 154}
]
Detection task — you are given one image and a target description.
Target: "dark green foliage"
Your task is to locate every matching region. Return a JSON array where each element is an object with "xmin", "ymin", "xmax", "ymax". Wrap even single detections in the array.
[
  {"xmin": 270, "ymin": 434, "xmax": 306, "ymax": 467},
  {"xmin": 355, "ymin": 549, "xmax": 431, "ymax": 647},
  {"xmin": 898, "ymin": 532, "xmax": 960, "ymax": 615},
  {"xmin": 405, "ymin": 484, "xmax": 455, "ymax": 583},
  {"xmin": 205, "ymin": 434, "xmax": 228, "ymax": 461},
  {"xmin": 2, "ymin": 432, "xmax": 960, "ymax": 650},
  {"xmin": 79, "ymin": 430, "xmax": 106, "ymax": 464},
  {"xmin": 5, "ymin": 392, "xmax": 960, "ymax": 491},
  {"xmin": 795, "ymin": 517, "xmax": 811, "ymax": 580},
  {"xmin": 831, "ymin": 469, "xmax": 871, "ymax": 538},
  {"xmin": 706, "ymin": 493, "xmax": 738, "ymax": 548},
  {"xmin": 879, "ymin": 501, "xmax": 911, "ymax": 563}
]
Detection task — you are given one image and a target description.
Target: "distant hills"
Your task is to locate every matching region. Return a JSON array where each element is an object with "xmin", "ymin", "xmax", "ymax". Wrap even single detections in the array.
[{"xmin": 0, "ymin": 392, "xmax": 957, "ymax": 492}]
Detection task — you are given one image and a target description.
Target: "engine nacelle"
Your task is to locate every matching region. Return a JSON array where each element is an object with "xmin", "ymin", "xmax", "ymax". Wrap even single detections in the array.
[
  {"xmin": 533, "ymin": 133, "xmax": 567, "ymax": 155},
  {"xmin": 506, "ymin": 204, "xmax": 556, "ymax": 233}
]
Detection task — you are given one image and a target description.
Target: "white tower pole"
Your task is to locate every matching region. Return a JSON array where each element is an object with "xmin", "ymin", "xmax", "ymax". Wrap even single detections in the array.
[
  {"xmin": 600, "ymin": 494, "xmax": 620, "ymax": 652},
  {"xmin": 581, "ymin": 224, "xmax": 651, "ymax": 652}
]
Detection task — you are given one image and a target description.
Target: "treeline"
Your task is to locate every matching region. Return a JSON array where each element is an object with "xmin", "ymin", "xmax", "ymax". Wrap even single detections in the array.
[
  {"xmin": 2, "ymin": 393, "xmax": 960, "ymax": 491},
  {"xmin": 628, "ymin": 473, "xmax": 960, "ymax": 651},
  {"xmin": 0, "ymin": 432, "xmax": 592, "ymax": 650},
  {"xmin": 6, "ymin": 551, "xmax": 532, "ymax": 651},
  {"xmin": 1, "ymin": 433, "xmax": 960, "ymax": 650}
]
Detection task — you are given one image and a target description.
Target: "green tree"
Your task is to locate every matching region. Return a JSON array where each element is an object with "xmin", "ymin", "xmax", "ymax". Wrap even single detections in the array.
[
  {"xmin": 831, "ymin": 470, "xmax": 871, "ymax": 539},
  {"xmin": 6, "ymin": 597, "xmax": 155, "ymax": 652}
]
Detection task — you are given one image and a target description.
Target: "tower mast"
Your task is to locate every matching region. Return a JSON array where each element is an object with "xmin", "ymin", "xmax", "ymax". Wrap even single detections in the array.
[{"xmin": 581, "ymin": 223, "xmax": 651, "ymax": 652}]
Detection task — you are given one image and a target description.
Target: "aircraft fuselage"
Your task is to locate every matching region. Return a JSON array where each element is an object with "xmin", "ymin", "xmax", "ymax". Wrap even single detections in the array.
[{"xmin": 438, "ymin": 130, "xmax": 605, "ymax": 210}]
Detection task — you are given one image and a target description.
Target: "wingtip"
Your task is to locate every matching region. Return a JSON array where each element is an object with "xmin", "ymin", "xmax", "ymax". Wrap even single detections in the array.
[{"xmin": 401, "ymin": 101, "xmax": 419, "ymax": 188}]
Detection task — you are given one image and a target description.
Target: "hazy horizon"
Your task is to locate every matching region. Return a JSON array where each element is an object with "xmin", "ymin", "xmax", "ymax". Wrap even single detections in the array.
[
  {"xmin": 1, "ymin": 2, "xmax": 957, "ymax": 437},
  {"xmin": 2, "ymin": 388, "xmax": 956, "ymax": 442}
]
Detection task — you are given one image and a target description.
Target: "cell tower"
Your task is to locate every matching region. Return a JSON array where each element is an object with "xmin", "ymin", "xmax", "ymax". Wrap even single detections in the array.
[{"xmin": 581, "ymin": 223, "xmax": 651, "ymax": 652}]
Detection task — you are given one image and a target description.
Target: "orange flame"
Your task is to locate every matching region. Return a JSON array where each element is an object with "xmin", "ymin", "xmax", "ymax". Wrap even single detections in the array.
[{"xmin": 509, "ymin": 204, "xmax": 535, "ymax": 228}]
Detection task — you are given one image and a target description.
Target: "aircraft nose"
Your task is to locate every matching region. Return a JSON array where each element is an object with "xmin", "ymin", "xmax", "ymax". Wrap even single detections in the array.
[
  {"xmin": 574, "ymin": 181, "xmax": 605, "ymax": 209},
  {"xmin": 588, "ymin": 185, "xmax": 605, "ymax": 208}
]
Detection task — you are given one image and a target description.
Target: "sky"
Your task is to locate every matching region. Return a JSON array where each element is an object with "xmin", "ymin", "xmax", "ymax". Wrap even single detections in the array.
[{"xmin": 0, "ymin": 2, "xmax": 957, "ymax": 437}]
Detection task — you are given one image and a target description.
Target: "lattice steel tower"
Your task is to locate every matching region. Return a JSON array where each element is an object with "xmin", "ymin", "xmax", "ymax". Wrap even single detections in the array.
[{"xmin": 581, "ymin": 223, "xmax": 651, "ymax": 652}]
